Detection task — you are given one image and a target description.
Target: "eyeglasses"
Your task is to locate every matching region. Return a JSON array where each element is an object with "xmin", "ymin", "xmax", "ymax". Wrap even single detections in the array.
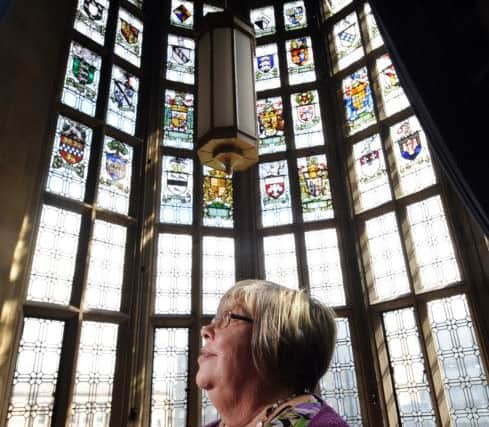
[{"xmin": 211, "ymin": 311, "xmax": 254, "ymax": 329}]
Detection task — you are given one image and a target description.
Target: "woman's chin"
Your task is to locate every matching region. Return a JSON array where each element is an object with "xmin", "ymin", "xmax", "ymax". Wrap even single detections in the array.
[{"xmin": 195, "ymin": 370, "xmax": 212, "ymax": 390}]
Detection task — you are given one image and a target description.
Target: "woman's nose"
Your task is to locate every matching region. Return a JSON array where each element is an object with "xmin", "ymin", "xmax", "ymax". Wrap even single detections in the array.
[{"xmin": 201, "ymin": 323, "xmax": 214, "ymax": 339}]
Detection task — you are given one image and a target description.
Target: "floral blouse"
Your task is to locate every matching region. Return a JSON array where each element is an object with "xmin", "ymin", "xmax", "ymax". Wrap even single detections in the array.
[{"xmin": 266, "ymin": 395, "xmax": 325, "ymax": 426}]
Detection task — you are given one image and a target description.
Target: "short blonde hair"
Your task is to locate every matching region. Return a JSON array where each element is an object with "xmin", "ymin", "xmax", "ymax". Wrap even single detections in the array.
[{"xmin": 218, "ymin": 279, "xmax": 337, "ymax": 392}]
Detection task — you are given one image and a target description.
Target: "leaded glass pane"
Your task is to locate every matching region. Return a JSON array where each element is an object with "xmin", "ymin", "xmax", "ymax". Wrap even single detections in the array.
[
  {"xmin": 127, "ymin": 0, "xmax": 142, "ymax": 8},
  {"xmin": 428, "ymin": 295, "xmax": 489, "ymax": 425},
  {"xmin": 62, "ymin": 42, "xmax": 101, "ymax": 116},
  {"xmin": 47, "ymin": 116, "xmax": 93, "ymax": 201},
  {"xmin": 330, "ymin": 12, "xmax": 364, "ymax": 73},
  {"xmin": 152, "ymin": 329, "xmax": 189, "ymax": 427},
  {"xmin": 250, "ymin": 6, "xmax": 276, "ymax": 38},
  {"xmin": 291, "ymin": 90, "xmax": 324, "ymax": 149},
  {"xmin": 259, "ymin": 160, "xmax": 293, "ymax": 228},
  {"xmin": 390, "ymin": 117, "xmax": 436, "ymax": 196},
  {"xmin": 283, "ymin": 1, "xmax": 307, "ymax": 31},
  {"xmin": 6, "ymin": 318, "xmax": 64, "ymax": 427},
  {"xmin": 107, "ymin": 65, "xmax": 139, "ymax": 135},
  {"xmin": 319, "ymin": 318, "xmax": 362, "ymax": 426},
  {"xmin": 305, "ymin": 229, "xmax": 345, "ymax": 306},
  {"xmin": 342, "ymin": 67, "xmax": 376, "ymax": 135},
  {"xmin": 155, "ymin": 234, "xmax": 192, "ymax": 314},
  {"xmin": 322, "ymin": 0, "xmax": 353, "ymax": 19},
  {"xmin": 203, "ymin": 167, "xmax": 233, "ymax": 228},
  {"xmin": 85, "ymin": 220, "xmax": 127, "ymax": 311},
  {"xmin": 203, "ymin": 4, "xmax": 223, "ymax": 15},
  {"xmin": 383, "ymin": 308, "xmax": 436, "ymax": 426},
  {"xmin": 375, "ymin": 54, "xmax": 409, "ymax": 118},
  {"xmin": 255, "ymin": 43, "xmax": 281, "ymax": 92},
  {"xmin": 160, "ymin": 156, "xmax": 193, "ymax": 225},
  {"xmin": 286, "ymin": 36, "xmax": 316, "ymax": 85},
  {"xmin": 406, "ymin": 196, "xmax": 461, "ymax": 291},
  {"xmin": 163, "ymin": 90, "xmax": 194, "ymax": 149},
  {"xmin": 202, "ymin": 236, "xmax": 235, "ymax": 315},
  {"xmin": 257, "ymin": 96, "xmax": 285, "ymax": 154},
  {"xmin": 201, "ymin": 391, "xmax": 219, "ymax": 425},
  {"xmin": 364, "ymin": 3, "xmax": 383, "ymax": 52},
  {"xmin": 27, "ymin": 205, "xmax": 81, "ymax": 304},
  {"xmin": 365, "ymin": 213, "xmax": 410, "ymax": 302},
  {"xmin": 70, "ymin": 322, "xmax": 118, "ymax": 427},
  {"xmin": 170, "ymin": 0, "xmax": 194, "ymax": 29},
  {"xmin": 96, "ymin": 137, "xmax": 133, "ymax": 215},
  {"xmin": 166, "ymin": 35, "xmax": 195, "ymax": 85},
  {"xmin": 297, "ymin": 154, "xmax": 334, "ymax": 221},
  {"xmin": 74, "ymin": 0, "xmax": 109, "ymax": 45},
  {"xmin": 263, "ymin": 234, "xmax": 299, "ymax": 289},
  {"xmin": 115, "ymin": 9, "xmax": 143, "ymax": 67},
  {"xmin": 351, "ymin": 134, "xmax": 391, "ymax": 212}
]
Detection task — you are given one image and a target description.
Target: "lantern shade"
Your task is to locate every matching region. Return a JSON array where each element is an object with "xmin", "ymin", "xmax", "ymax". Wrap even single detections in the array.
[{"xmin": 197, "ymin": 10, "xmax": 258, "ymax": 173}]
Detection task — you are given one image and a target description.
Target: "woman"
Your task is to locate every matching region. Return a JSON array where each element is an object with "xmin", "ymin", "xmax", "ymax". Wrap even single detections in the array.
[{"xmin": 196, "ymin": 279, "xmax": 349, "ymax": 427}]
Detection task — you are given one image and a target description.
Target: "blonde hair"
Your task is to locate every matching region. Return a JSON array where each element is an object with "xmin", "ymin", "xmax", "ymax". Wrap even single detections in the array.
[{"xmin": 218, "ymin": 279, "xmax": 337, "ymax": 392}]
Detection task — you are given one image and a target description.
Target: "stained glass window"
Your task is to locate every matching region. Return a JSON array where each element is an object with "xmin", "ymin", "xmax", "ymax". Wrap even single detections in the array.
[
  {"xmin": 203, "ymin": 4, "xmax": 223, "ymax": 15},
  {"xmin": 364, "ymin": 213, "xmax": 410, "ymax": 302},
  {"xmin": 342, "ymin": 67, "xmax": 376, "ymax": 135},
  {"xmin": 96, "ymin": 137, "xmax": 133, "ymax": 215},
  {"xmin": 85, "ymin": 220, "xmax": 127, "ymax": 311},
  {"xmin": 202, "ymin": 236, "xmax": 235, "ymax": 315},
  {"xmin": 375, "ymin": 54, "xmax": 409, "ymax": 118},
  {"xmin": 155, "ymin": 234, "xmax": 192, "ymax": 314},
  {"xmin": 291, "ymin": 90, "xmax": 324, "ymax": 149},
  {"xmin": 255, "ymin": 43, "xmax": 281, "ymax": 92},
  {"xmin": 330, "ymin": 12, "xmax": 364, "ymax": 73},
  {"xmin": 263, "ymin": 234, "xmax": 299, "ymax": 289},
  {"xmin": 74, "ymin": 0, "xmax": 109, "ymax": 45},
  {"xmin": 304, "ymin": 229, "xmax": 345, "ymax": 306},
  {"xmin": 256, "ymin": 96, "xmax": 285, "ymax": 154},
  {"xmin": 152, "ymin": 329, "xmax": 189, "ymax": 427},
  {"xmin": 201, "ymin": 391, "xmax": 219, "ymax": 426},
  {"xmin": 70, "ymin": 322, "xmax": 118, "ymax": 427},
  {"xmin": 162, "ymin": 90, "xmax": 194, "ymax": 149},
  {"xmin": 6, "ymin": 318, "xmax": 64, "ymax": 427},
  {"xmin": 160, "ymin": 156, "xmax": 193, "ymax": 225},
  {"xmin": 322, "ymin": 0, "xmax": 353, "ymax": 19},
  {"xmin": 351, "ymin": 134, "xmax": 390, "ymax": 212},
  {"xmin": 283, "ymin": 1, "xmax": 307, "ymax": 31},
  {"xmin": 364, "ymin": 3, "xmax": 383, "ymax": 52},
  {"xmin": 250, "ymin": 6, "xmax": 276, "ymax": 38},
  {"xmin": 47, "ymin": 116, "xmax": 93, "ymax": 201},
  {"xmin": 428, "ymin": 295, "xmax": 489, "ymax": 424},
  {"xmin": 170, "ymin": 0, "xmax": 194, "ymax": 29},
  {"xmin": 27, "ymin": 205, "xmax": 81, "ymax": 304},
  {"xmin": 166, "ymin": 35, "xmax": 195, "ymax": 85},
  {"xmin": 383, "ymin": 308, "xmax": 436, "ymax": 426},
  {"xmin": 320, "ymin": 318, "xmax": 362, "ymax": 426},
  {"xmin": 390, "ymin": 117, "xmax": 436, "ymax": 196},
  {"xmin": 107, "ymin": 65, "xmax": 139, "ymax": 135},
  {"xmin": 259, "ymin": 160, "xmax": 293, "ymax": 228},
  {"xmin": 115, "ymin": 9, "xmax": 143, "ymax": 67},
  {"xmin": 406, "ymin": 196, "xmax": 461, "ymax": 291},
  {"xmin": 203, "ymin": 167, "xmax": 233, "ymax": 228},
  {"xmin": 297, "ymin": 154, "xmax": 333, "ymax": 221},
  {"xmin": 286, "ymin": 36, "xmax": 316, "ymax": 85},
  {"xmin": 62, "ymin": 42, "xmax": 101, "ymax": 116}
]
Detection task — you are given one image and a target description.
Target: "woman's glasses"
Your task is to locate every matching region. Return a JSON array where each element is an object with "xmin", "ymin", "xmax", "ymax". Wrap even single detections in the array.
[{"xmin": 211, "ymin": 311, "xmax": 254, "ymax": 329}]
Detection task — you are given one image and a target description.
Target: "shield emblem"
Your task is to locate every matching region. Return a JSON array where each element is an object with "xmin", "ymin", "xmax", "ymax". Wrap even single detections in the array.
[
  {"xmin": 173, "ymin": 4, "xmax": 192, "ymax": 23},
  {"xmin": 260, "ymin": 109, "xmax": 281, "ymax": 136},
  {"xmin": 105, "ymin": 152, "xmax": 128, "ymax": 181},
  {"xmin": 170, "ymin": 107, "xmax": 188, "ymax": 133},
  {"xmin": 399, "ymin": 131, "xmax": 421, "ymax": 160},
  {"xmin": 265, "ymin": 175, "xmax": 285, "ymax": 199},
  {"xmin": 172, "ymin": 45, "xmax": 191, "ymax": 64},
  {"xmin": 120, "ymin": 19, "xmax": 139, "ymax": 44},
  {"xmin": 253, "ymin": 15, "xmax": 270, "ymax": 31},
  {"xmin": 59, "ymin": 134, "xmax": 85, "ymax": 165},
  {"xmin": 167, "ymin": 171, "xmax": 189, "ymax": 196},
  {"xmin": 113, "ymin": 75, "xmax": 135, "ymax": 110},
  {"xmin": 297, "ymin": 104, "xmax": 316, "ymax": 125},
  {"xmin": 72, "ymin": 56, "xmax": 95, "ymax": 85},
  {"xmin": 359, "ymin": 150, "xmax": 380, "ymax": 177},
  {"xmin": 257, "ymin": 54, "xmax": 274, "ymax": 73},
  {"xmin": 286, "ymin": 6, "xmax": 304, "ymax": 26},
  {"xmin": 381, "ymin": 64, "xmax": 399, "ymax": 89},
  {"xmin": 83, "ymin": 0, "xmax": 104, "ymax": 20},
  {"xmin": 338, "ymin": 23, "xmax": 356, "ymax": 47},
  {"xmin": 290, "ymin": 45, "xmax": 309, "ymax": 66},
  {"xmin": 350, "ymin": 80, "xmax": 368, "ymax": 111}
]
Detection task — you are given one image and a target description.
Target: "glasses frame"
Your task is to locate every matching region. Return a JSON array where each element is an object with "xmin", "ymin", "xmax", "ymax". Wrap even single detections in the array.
[{"xmin": 211, "ymin": 311, "xmax": 254, "ymax": 329}]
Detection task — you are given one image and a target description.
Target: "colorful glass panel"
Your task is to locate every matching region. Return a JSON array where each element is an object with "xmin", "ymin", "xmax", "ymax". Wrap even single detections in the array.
[
  {"xmin": 259, "ymin": 160, "xmax": 293, "ymax": 227},
  {"xmin": 74, "ymin": 0, "xmax": 109, "ymax": 45},
  {"xmin": 263, "ymin": 234, "xmax": 299, "ymax": 289},
  {"xmin": 203, "ymin": 4, "xmax": 223, "ymax": 15},
  {"xmin": 47, "ymin": 116, "xmax": 92, "ymax": 201},
  {"xmin": 256, "ymin": 96, "xmax": 285, "ymax": 154},
  {"xmin": 107, "ymin": 65, "xmax": 139, "ymax": 135},
  {"xmin": 330, "ymin": 12, "xmax": 364, "ymax": 72},
  {"xmin": 115, "ymin": 9, "xmax": 143, "ymax": 67},
  {"xmin": 283, "ymin": 1, "xmax": 307, "ymax": 31},
  {"xmin": 291, "ymin": 90, "xmax": 324, "ymax": 149},
  {"xmin": 342, "ymin": 67, "xmax": 376, "ymax": 135},
  {"xmin": 166, "ymin": 35, "xmax": 195, "ymax": 85},
  {"xmin": 203, "ymin": 166, "xmax": 233, "ymax": 228},
  {"xmin": 255, "ymin": 43, "xmax": 281, "ymax": 92},
  {"xmin": 250, "ymin": 6, "xmax": 276, "ymax": 38},
  {"xmin": 322, "ymin": 0, "xmax": 353, "ymax": 19},
  {"xmin": 155, "ymin": 233, "xmax": 192, "ymax": 314},
  {"xmin": 163, "ymin": 90, "xmax": 194, "ymax": 149},
  {"xmin": 376, "ymin": 54, "xmax": 409, "ymax": 118},
  {"xmin": 170, "ymin": 0, "xmax": 194, "ymax": 29},
  {"xmin": 27, "ymin": 205, "xmax": 81, "ymax": 304},
  {"xmin": 97, "ymin": 138, "xmax": 133, "ymax": 215},
  {"xmin": 160, "ymin": 156, "xmax": 193, "ymax": 225},
  {"xmin": 62, "ymin": 42, "xmax": 101, "ymax": 116},
  {"xmin": 297, "ymin": 154, "xmax": 333, "ymax": 221},
  {"xmin": 364, "ymin": 3, "xmax": 383, "ymax": 51},
  {"xmin": 286, "ymin": 36, "xmax": 316, "ymax": 85},
  {"xmin": 406, "ymin": 196, "xmax": 461, "ymax": 291}
]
